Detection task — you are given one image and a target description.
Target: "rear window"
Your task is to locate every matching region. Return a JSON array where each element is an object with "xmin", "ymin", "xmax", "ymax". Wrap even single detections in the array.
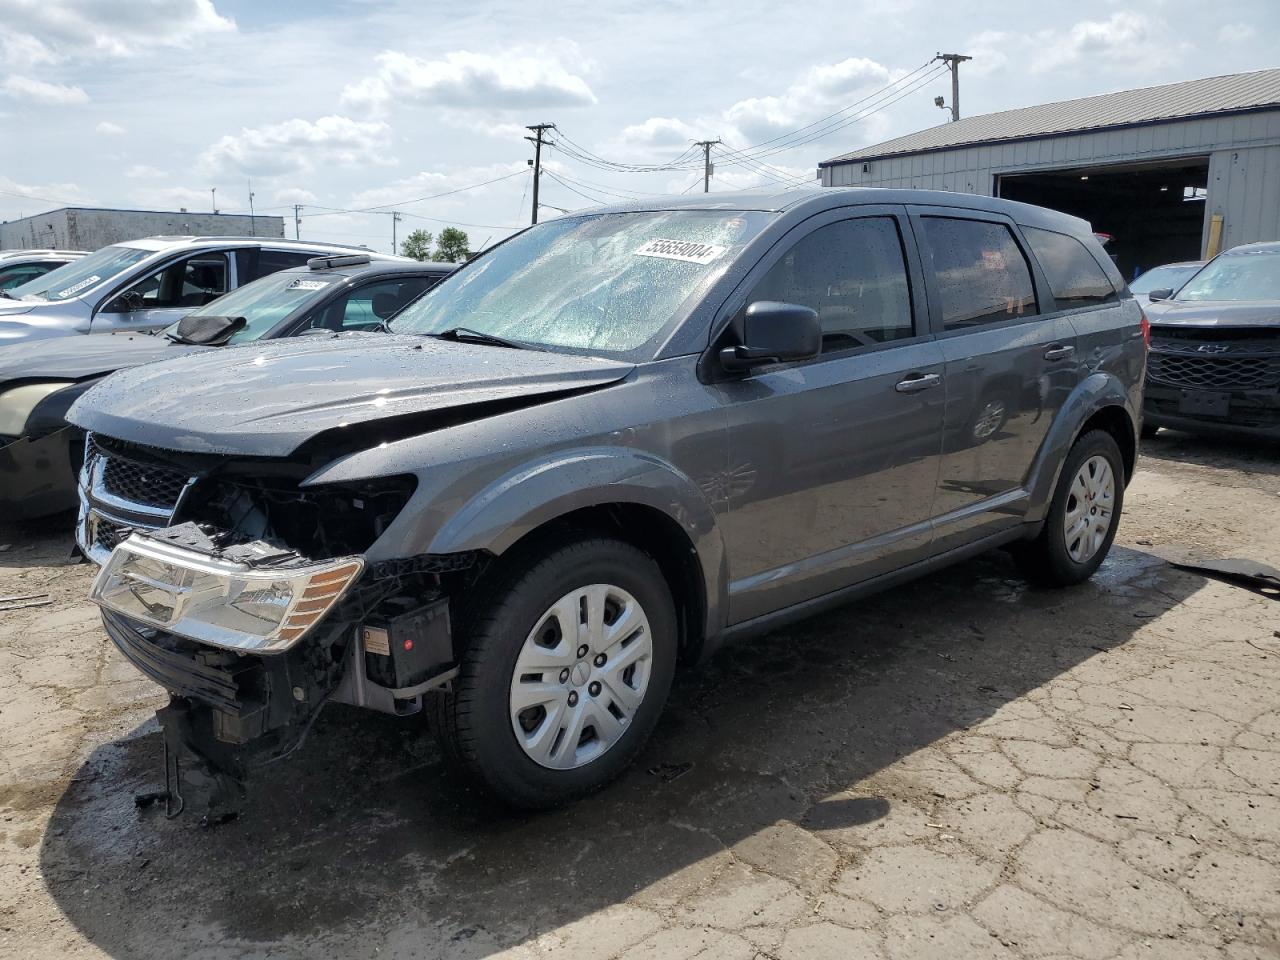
[
  {"xmin": 918, "ymin": 217, "xmax": 1038, "ymax": 331},
  {"xmin": 1022, "ymin": 226, "xmax": 1117, "ymax": 309}
]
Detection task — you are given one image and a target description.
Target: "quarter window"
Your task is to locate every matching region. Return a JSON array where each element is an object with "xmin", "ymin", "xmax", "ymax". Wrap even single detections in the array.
[
  {"xmin": 253, "ymin": 250, "xmax": 314, "ymax": 280},
  {"xmin": 919, "ymin": 217, "xmax": 1038, "ymax": 331},
  {"xmin": 1022, "ymin": 226, "xmax": 1117, "ymax": 309},
  {"xmin": 747, "ymin": 216, "xmax": 915, "ymax": 352}
]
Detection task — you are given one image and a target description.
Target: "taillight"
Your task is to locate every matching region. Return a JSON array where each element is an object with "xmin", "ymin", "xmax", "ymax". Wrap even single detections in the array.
[{"xmin": 1139, "ymin": 310, "xmax": 1150, "ymax": 347}]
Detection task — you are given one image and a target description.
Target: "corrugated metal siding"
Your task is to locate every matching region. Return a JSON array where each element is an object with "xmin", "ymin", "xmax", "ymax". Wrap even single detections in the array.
[{"xmin": 822, "ymin": 110, "xmax": 1280, "ymax": 255}]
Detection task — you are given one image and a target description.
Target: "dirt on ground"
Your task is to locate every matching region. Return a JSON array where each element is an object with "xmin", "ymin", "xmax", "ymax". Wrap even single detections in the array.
[{"xmin": 0, "ymin": 430, "xmax": 1278, "ymax": 960}]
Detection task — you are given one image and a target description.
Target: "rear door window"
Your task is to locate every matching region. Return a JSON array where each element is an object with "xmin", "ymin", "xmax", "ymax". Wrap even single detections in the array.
[
  {"xmin": 746, "ymin": 216, "xmax": 916, "ymax": 353},
  {"xmin": 1022, "ymin": 226, "xmax": 1117, "ymax": 309},
  {"xmin": 918, "ymin": 217, "xmax": 1038, "ymax": 331}
]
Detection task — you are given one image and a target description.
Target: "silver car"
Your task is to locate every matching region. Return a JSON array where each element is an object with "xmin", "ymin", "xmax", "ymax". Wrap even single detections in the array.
[
  {"xmin": 0, "ymin": 236, "xmax": 405, "ymax": 347},
  {"xmin": 0, "ymin": 249, "xmax": 86, "ymax": 291}
]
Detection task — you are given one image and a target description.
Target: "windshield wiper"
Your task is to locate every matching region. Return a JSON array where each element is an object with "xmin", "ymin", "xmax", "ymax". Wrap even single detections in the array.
[{"xmin": 427, "ymin": 326, "xmax": 525, "ymax": 349}]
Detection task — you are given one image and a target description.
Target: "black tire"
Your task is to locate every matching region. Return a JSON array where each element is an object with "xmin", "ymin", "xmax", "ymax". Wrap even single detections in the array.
[
  {"xmin": 1016, "ymin": 430, "xmax": 1125, "ymax": 587},
  {"xmin": 1140, "ymin": 421, "xmax": 1159, "ymax": 440},
  {"xmin": 433, "ymin": 536, "xmax": 677, "ymax": 809}
]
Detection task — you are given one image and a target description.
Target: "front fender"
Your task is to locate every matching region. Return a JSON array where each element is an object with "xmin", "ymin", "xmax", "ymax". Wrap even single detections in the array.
[
  {"xmin": 424, "ymin": 447, "xmax": 728, "ymax": 640},
  {"xmin": 1024, "ymin": 371, "xmax": 1139, "ymax": 523}
]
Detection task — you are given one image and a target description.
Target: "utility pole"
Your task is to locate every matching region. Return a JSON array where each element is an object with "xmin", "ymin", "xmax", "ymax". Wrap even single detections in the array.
[
  {"xmin": 694, "ymin": 139, "xmax": 721, "ymax": 192},
  {"xmin": 248, "ymin": 179, "xmax": 256, "ymax": 236},
  {"xmin": 210, "ymin": 187, "xmax": 217, "ymax": 214},
  {"xmin": 525, "ymin": 123, "xmax": 555, "ymax": 225},
  {"xmin": 391, "ymin": 211, "xmax": 402, "ymax": 255},
  {"xmin": 293, "ymin": 204, "xmax": 302, "ymax": 239},
  {"xmin": 934, "ymin": 53, "xmax": 972, "ymax": 121}
]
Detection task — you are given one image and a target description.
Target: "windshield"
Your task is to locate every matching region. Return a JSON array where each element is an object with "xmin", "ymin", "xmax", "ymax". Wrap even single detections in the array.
[
  {"xmin": 1176, "ymin": 249, "xmax": 1280, "ymax": 302},
  {"xmin": 391, "ymin": 210, "xmax": 773, "ymax": 358},
  {"xmin": 161, "ymin": 269, "xmax": 331, "ymax": 344},
  {"xmin": 1130, "ymin": 263, "xmax": 1200, "ymax": 295},
  {"xmin": 10, "ymin": 245, "xmax": 152, "ymax": 302}
]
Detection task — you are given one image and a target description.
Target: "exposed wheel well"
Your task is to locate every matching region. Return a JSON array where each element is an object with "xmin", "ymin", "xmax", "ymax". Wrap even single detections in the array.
[
  {"xmin": 1078, "ymin": 405, "xmax": 1137, "ymax": 482},
  {"xmin": 491, "ymin": 504, "xmax": 708, "ymax": 665}
]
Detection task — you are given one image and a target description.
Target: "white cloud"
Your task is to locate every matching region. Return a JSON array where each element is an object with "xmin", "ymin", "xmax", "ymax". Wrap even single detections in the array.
[
  {"xmin": 273, "ymin": 187, "xmax": 318, "ymax": 206},
  {"xmin": 972, "ymin": 14, "xmax": 1184, "ymax": 78},
  {"xmin": 129, "ymin": 184, "xmax": 229, "ymax": 213},
  {"xmin": 0, "ymin": 174, "xmax": 90, "ymax": 213},
  {"xmin": 95, "ymin": 120, "xmax": 125, "ymax": 135},
  {"xmin": 0, "ymin": 0, "xmax": 234, "ymax": 66},
  {"xmin": 340, "ymin": 48, "xmax": 596, "ymax": 115},
  {"xmin": 199, "ymin": 115, "xmax": 394, "ymax": 179},
  {"xmin": 125, "ymin": 164, "xmax": 167, "ymax": 180},
  {"xmin": 347, "ymin": 162, "xmax": 528, "ymax": 211},
  {"xmin": 1217, "ymin": 23, "xmax": 1254, "ymax": 44},
  {"xmin": 2, "ymin": 75, "xmax": 88, "ymax": 105}
]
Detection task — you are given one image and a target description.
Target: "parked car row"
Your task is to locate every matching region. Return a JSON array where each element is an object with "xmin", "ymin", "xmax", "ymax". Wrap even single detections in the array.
[
  {"xmin": 0, "ymin": 253, "xmax": 453, "ymax": 520},
  {"xmin": 12, "ymin": 187, "xmax": 1146, "ymax": 817},
  {"xmin": 0, "ymin": 235, "xmax": 405, "ymax": 346},
  {"xmin": 0, "ymin": 249, "xmax": 86, "ymax": 291}
]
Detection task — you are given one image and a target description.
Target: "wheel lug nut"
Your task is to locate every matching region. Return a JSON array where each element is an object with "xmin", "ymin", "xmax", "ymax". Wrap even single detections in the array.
[
  {"xmin": 567, "ymin": 691, "xmax": 579, "ymax": 706},
  {"xmin": 576, "ymin": 644, "xmax": 589, "ymax": 659},
  {"xmin": 593, "ymin": 653, "xmax": 606, "ymax": 667},
  {"xmin": 559, "ymin": 668, "xmax": 570, "ymax": 684},
  {"xmin": 588, "ymin": 681, "xmax": 601, "ymax": 696}
]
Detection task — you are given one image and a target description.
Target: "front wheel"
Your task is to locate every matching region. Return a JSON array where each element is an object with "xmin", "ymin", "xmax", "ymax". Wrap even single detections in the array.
[
  {"xmin": 1015, "ymin": 430, "xmax": 1125, "ymax": 586},
  {"xmin": 433, "ymin": 536, "xmax": 677, "ymax": 809}
]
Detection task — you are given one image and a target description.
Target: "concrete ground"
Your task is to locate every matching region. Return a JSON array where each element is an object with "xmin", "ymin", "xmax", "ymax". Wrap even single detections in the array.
[{"xmin": 0, "ymin": 431, "xmax": 1277, "ymax": 960}]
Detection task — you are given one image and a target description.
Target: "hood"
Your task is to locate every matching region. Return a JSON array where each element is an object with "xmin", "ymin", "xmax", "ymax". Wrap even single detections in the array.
[
  {"xmin": 0, "ymin": 331, "xmax": 201, "ymax": 384},
  {"xmin": 0, "ymin": 298, "xmax": 84, "ymax": 346},
  {"xmin": 68, "ymin": 334, "xmax": 635, "ymax": 458},
  {"xmin": 1147, "ymin": 298, "xmax": 1280, "ymax": 329}
]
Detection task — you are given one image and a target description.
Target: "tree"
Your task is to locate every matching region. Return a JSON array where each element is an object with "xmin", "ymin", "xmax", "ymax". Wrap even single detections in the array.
[
  {"xmin": 432, "ymin": 227, "xmax": 470, "ymax": 263},
  {"xmin": 400, "ymin": 229, "xmax": 433, "ymax": 261}
]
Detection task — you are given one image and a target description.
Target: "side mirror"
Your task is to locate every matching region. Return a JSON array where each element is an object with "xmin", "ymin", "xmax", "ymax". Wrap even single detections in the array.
[
  {"xmin": 720, "ymin": 301, "xmax": 822, "ymax": 372},
  {"xmin": 1146, "ymin": 288, "xmax": 1174, "ymax": 302},
  {"xmin": 106, "ymin": 290, "xmax": 145, "ymax": 313}
]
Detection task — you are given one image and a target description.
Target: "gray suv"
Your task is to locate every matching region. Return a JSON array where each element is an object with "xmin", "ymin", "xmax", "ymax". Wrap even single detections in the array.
[{"xmin": 70, "ymin": 188, "xmax": 1146, "ymax": 815}]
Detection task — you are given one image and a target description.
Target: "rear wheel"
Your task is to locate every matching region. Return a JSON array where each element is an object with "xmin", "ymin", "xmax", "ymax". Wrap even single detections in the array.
[
  {"xmin": 433, "ymin": 536, "xmax": 677, "ymax": 808},
  {"xmin": 1016, "ymin": 430, "xmax": 1124, "ymax": 586}
]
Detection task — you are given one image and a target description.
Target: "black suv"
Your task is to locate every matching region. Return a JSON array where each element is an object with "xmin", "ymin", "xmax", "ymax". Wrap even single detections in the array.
[
  {"xmin": 1143, "ymin": 242, "xmax": 1280, "ymax": 438},
  {"xmin": 71, "ymin": 188, "xmax": 1146, "ymax": 814}
]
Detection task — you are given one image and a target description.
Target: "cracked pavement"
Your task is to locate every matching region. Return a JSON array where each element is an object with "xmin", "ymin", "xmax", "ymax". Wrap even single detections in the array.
[{"xmin": 1, "ymin": 431, "xmax": 1278, "ymax": 959}]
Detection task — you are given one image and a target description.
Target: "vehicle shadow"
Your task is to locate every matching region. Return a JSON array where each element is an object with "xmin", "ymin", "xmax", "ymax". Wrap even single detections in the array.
[
  {"xmin": 1141, "ymin": 428, "xmax": 1280, "ymax": 475},
  {"xmin": 0, "ymin": 511, "xmax": 78, "ymax": 570},
  {"xmin": 38, "ymin": 545, "xmax": 1200, "ymax": 958}
]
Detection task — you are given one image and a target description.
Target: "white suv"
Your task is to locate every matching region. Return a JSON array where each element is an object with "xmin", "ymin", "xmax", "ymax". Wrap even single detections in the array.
[{"xmin": 0, "ymin": 236, "xmax": 406, "ymax": 347}]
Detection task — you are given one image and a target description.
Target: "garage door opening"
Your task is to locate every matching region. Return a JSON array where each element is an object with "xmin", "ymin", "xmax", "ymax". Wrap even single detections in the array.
[{"xmin": 997, "ymin": 158, "xmax": 1209, "ymax": 282}]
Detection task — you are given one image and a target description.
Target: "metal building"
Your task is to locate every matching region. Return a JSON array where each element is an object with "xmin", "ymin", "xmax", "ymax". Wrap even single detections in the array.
[
  {"xmin": 819, "ymin": 68, "xmax": 1280, "ymax": 278},
  {"xmin": 0, "ymin": 206, "xmax": 284, "ymax": 251}
]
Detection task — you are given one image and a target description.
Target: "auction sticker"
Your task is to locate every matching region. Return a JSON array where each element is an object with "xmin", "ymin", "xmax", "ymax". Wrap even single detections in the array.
[
  {"xmin": 635, "ymin": 238, "xmax": 726, "ymax": 265},
  {"xmin": 56, "ymin": 276, "xmax": 100, "ymax": 298},
  {"xmin": 288, "ymin": 278, "xmax": 331, "ymax": 290}
]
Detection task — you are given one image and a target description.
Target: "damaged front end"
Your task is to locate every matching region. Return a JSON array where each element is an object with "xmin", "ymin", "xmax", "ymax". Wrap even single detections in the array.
[{"xmin": 82, "ymin": 436, "xmax": 478, "ymax": 821}]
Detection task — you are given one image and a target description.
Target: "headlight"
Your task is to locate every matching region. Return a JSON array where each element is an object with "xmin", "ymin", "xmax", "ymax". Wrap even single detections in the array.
[
  {"xmin": 0, "ymin": 382, "xmax": 73, "ymax": 437},
  {"xmin": 90, "ymin": 535, "xmax": 364, "ymax": 653}
]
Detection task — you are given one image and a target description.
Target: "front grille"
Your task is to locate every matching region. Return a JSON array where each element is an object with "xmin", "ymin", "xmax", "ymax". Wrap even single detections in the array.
[
  {"xmin": 79, "ymin": 433, "xmax": 195, "ymax": 564},
  {"xmin": 87, "ymin": 436, "xmax": 191, "ymax": 510},
  {"xmin": 1147, "ymin": 353, "xmax": 1280, "ymax": 390}
]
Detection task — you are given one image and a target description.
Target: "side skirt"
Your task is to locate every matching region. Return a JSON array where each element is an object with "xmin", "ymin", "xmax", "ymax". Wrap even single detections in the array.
[{"xmin": 719, "ymin": 524, "xmax": 1033, "ymax": 646}]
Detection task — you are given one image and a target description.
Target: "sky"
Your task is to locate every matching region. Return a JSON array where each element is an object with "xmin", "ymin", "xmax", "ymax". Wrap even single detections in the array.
[{"xmin": 0, "ymin": 0, "xmax": 1277, "ymax": 253}]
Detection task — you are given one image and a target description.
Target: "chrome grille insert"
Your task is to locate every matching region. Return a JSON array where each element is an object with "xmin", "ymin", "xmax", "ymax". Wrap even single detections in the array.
[{"xmin": 76, "ymin": 434, "xmax": 195, "ymax": 565}]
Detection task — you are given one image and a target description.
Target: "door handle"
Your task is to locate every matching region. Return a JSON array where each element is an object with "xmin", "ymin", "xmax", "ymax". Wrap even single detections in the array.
[
  {"xmin": 895, "ymin": 372, "xmax": 941, "ymax": 394},
  {"xmin": 1043, "ymin": 344, "xmax": 1075, "ymax": 361}
]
